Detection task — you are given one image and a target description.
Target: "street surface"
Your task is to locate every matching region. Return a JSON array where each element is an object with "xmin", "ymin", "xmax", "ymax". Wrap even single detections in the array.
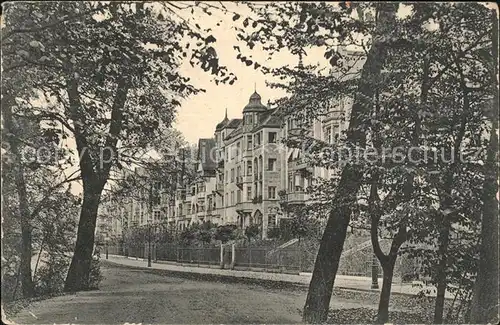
[
  {"xmin": 104, "ymin": 255, "xmax": 450, "ymax": 298},
  {"xmin": 10, "ymin": 263, "xmax": 369, "ymax": 324}
]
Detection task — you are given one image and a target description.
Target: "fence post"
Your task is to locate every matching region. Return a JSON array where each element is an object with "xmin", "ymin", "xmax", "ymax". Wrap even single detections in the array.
[
  {"xmin": 197, "ymin": 248, "xmax": 200, "ymax": 267},
  {"xmin": 230, "ymin": 244, "xmax": 235, "ymax": 270},
  {"xmin": 249, "ymin": 245, "xmax": 252, "ymax": 269},
  {"xmin": 176, "ymin": 245, "xmax": 180, "ymax": 263},
  {"xmin": 220, "ymin": 243, "xmax": 224, "ymax": 269},
  {"xmin": 279, "ymin": 251, "xmax": 283, "ymax": 273}
]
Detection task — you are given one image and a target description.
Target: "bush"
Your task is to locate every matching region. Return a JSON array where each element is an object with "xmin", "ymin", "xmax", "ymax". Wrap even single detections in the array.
[
  {"xmin": 214, "ymin": 224, "xmax": 238, "ymax": 243},
  {"xmin": 84, "ymin": 251, "xmax": 104, "ymax": 290},
  {"xmin": 267, "ymin": 227, "xmax": 281, "ymax": 240},
  {"xmin": 245, "ymin": 223, "xmax": 261, "ymax": 241},
  {"xmin": 33, "ymin": 253, "xmax": 69, "ymax": 296}
]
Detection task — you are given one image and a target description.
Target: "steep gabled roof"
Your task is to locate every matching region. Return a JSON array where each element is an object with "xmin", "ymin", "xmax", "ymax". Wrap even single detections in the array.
[
  {"xmin": 252, "ymin": 108, "xmax": 281, "ymax": 132},
  {"xmin": 226, "ymin": 118, "xmax": 242, "ymax": 129},
  {"xmin": 197, "ymin": 138, "xmax": 216, "ymax": 174}
]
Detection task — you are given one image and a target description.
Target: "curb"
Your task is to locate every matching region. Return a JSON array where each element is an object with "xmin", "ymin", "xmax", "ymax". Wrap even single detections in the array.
[
  {"xmin": 102, "ymin": 258, "xmax": 451, "ymax": 299},
  {"xmin": 102, "ymin": 259, "xmax": 308, "ymax": 291}
]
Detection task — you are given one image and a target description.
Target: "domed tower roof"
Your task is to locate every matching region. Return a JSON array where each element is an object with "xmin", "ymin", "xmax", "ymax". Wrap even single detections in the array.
[
  {"xmin": 215, "ymin": 108, "xmax": 229, "ymax": 131},
  {"xmin": 243, "ymin": 91, "xmax": 267, "ymax": 113}
]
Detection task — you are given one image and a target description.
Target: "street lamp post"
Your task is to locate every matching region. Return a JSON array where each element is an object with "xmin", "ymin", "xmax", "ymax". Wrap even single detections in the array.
[
  {"xmin": 105, "ymin": 235, "xmax": 109, "ymax": 260},
  {"xmin": 147, "ymin": 221, "xmax": 152, "ymax": 267},
  {"xmin": 371, "ymin": 253, "xmax": 379, "ymax": 289}
]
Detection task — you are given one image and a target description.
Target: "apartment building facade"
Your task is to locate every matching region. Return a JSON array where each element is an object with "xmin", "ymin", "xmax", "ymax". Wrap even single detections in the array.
[
  {"xmin": 100, "ymin": 46, "xmax": 363, "ymax": 240},
  {"xmin": 159, "ymin": 86, "xmax": 353, "ymax": 238}
]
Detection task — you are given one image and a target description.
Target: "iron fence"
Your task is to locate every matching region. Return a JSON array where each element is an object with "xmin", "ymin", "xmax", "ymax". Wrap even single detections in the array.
[
  {"xmin": 107, "ymin": 241, "xmax": 411, "ymax": 280},
  {"xmin": 234, "ymin": 246, "xmax": 301, "ymax": 272}
]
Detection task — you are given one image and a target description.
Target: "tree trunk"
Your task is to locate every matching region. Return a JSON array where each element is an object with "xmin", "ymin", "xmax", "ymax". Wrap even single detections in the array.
[
  {"xmin": 469, "ymin": 10, "xmax": 499, "ymax": 324},
  {"xmin": 433, "ymin": 222, "xmax": 451, "ymax": 324},
  {"xmin": 302, "ymin": 5, "xmax": 397, "ymax": 322},
  {"xmin": 64, "ymin": 185, "xmax": 103, "ymax": 292},
  {"xmin": 376, "ymin": 258, "xmax": 396, "ymax": 324},
  {"xmin": 32, "ymin": 235, "xmax": 45, "ymax": 281},
  {"xmin": 2, "ymin": 101, "xmax": 35, "ymax": 298},
  {"xmin": 302, "ymin": 172, "xmax": 357, "ymax": 323},
  {"xmin": 64, "ymin": 74, "xmax": 127, "ymax": 291}
]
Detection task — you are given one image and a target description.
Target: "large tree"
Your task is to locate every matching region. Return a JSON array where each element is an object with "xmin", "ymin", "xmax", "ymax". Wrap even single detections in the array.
[
  {"xmin": 233, "ymin": 2, "xmax": 398, "ymax": 321},
  {"xmin": 469, "ymin": 8, "xmax": 499, "ymax": 324},
  {"xmin": 234, "ymin": 2, "xmax": 496, "ymax": 322},
  {"xmin": 2, "ymin": 1, "xmax": 235, "ymax": 291}
]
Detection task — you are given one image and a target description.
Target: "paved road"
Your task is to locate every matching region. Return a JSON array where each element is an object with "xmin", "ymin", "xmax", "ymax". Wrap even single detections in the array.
[
  {"xmin": 105, "ymin": 255, "xmax": 450, "ymax": 298},
  {"xmin": 10, "ymin": 263, "xmax": 371, "ymax": 324}
]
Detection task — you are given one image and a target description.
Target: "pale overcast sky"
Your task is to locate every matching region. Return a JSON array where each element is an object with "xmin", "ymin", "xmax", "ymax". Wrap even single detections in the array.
[{"xmin": 171, "ymin": 2, "xmax": 330, "ymax": 144}]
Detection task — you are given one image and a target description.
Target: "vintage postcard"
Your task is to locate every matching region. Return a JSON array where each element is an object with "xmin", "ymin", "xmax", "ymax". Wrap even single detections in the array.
[{"xmin": 1, "ymin": 1, "xmax": 498, "ymax": 324}]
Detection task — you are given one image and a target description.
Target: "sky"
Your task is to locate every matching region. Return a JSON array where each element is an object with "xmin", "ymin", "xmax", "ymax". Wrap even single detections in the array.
[
  {"xmin": 167, "ymin": 2, "xmax": 438, "ymax": 144},
  {"xmin": 170, "ymin": 2, "xmax": 331, "ymax": 144}
]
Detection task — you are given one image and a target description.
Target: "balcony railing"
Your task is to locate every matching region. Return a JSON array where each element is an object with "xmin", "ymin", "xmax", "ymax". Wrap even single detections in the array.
[{"xmin": 286, "ymin": 192, "xmax": 306, "ymax": 203}]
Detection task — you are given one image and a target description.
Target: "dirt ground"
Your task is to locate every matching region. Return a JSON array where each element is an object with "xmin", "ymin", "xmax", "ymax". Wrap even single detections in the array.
[{"xmin": 8, "ymin": 263, "xmax": 375, "ymax": 324}]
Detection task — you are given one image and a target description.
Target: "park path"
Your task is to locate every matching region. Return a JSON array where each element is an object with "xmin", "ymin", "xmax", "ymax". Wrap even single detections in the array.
[{"xmin": 9, "ymin": 263, "xmax": 369, "ymax": 324}]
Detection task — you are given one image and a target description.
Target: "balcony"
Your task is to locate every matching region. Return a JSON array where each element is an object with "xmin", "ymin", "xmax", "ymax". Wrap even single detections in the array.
[
  {"xmin": 236, "ymin": 202, "xmax": 254, "ymax": 214},
  {"xmin": 286, "ymin": 192, "xmax": 306, "ymax": 204},
  {"xmin": 323, "ymin": 109, "xmax": 343, "ymax": 123},
  {"xmin": 215, "ymin": 183, "xmax": 224, "ymax": 196},
  {"xmin": 242, "ymin": 149, "xmax": 253, "ymax": 158}
]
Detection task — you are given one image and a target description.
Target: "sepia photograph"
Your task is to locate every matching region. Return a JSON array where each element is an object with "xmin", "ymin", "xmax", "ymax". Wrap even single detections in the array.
[{"xmin": 1, "ymin": 1, "xmax": 499, "ymax": 324}]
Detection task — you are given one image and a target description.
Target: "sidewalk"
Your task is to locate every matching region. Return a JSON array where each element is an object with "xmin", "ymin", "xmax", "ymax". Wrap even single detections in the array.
[{"xmin": 104, "ymin": 255, "xmax": 452, "ymax": 298}]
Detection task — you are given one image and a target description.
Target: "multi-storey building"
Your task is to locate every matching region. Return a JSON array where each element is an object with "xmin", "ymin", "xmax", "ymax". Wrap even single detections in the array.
[
  {"xmin": 103, "ymin": 46, "xmax": 364, "ymax": 240},
  {"xmin": 162, "ymin": 88, "xmax": 351, "ymax": 238}
]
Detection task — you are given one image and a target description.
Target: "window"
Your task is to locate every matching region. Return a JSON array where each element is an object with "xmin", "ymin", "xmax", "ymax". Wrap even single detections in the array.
[
  {"xmin": 225, "ymin": 193, "xmax": 228, "ymax": 207},
  {"xmin": 268, "ymin": 186, "xmax": 276, "ymax": 199},
  {"xmin": 268, "ymin": 158, "xmax": 276, "ymax": 171},
  {"xmin": 231, "ymin": 168, "xmax": 235, "ymax": 183},
  {"xmin": 237, "ymin": 166, "xmax": 241, "ymax": 178},
  {"xmin": 295, "ymin": 174, "xmax": 304, "ymax": 192},
  {"xmin": 247, "ymin": 186, "xmax": 252, "ymax": 201},
  {"xmin": 231, "ymin": 191, "xmax": 235, "ymax": 205},
  {"xmin": 332, "ymin": 125, "xmax": 340, "ymax": 143},
  {"xmin": 237, "ymin": 190, "xmax": 241, "ymax": 203},
  {"xmin": 288, "ymin": 172, "xmax": 294, "ymax": 192},
  {"xmin": 221, "ymin": 195, "xmax": 224, "ymax": 207},
  {"xmin": 225, "ymin": 171, "xmax": 228, "ymax": 184},
  {"xmin": 268, "ymin": 132, "xmax": 277, "ymax": 143},
  {"xmin": 255, "ymin": 133, "xmax": 261, "ymax": 146},
  {"xmin": 153, "ymin": 194, "xmax": 160, "ymax": 206},
  {"xmin": 236, "ymin": 142, "xmax": 240, "ymax": 158},
  {"xmin": 154, "ymin": 210, "xmax": 161, "ymax": 220},
  {"xmin": 226, "ymin": 148, "xmax": 229, "ymax": 160},
  {"xmin": 247, "ymin": 135, "xmax": 252, "ymax": 150},
  {"xmin": 325, "ymin": 126, "xmax": 332, "ymax": 144},
  {"xmin": 248, "ymin": 114, "xmax": 253, "ymax": 125},
  {"xmin": 247, "ymin": 161, "xmax": 252, "ymax": 176}
]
